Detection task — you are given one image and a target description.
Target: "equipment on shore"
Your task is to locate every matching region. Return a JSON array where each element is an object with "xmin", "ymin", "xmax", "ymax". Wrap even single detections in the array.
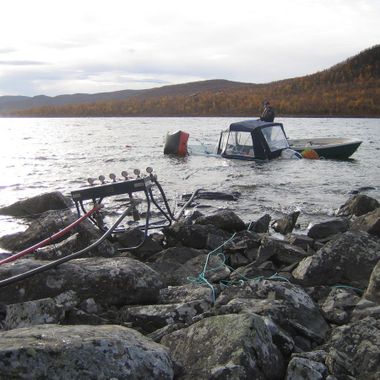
[{"xmin": 0, "ymin": 167, "xmax": 196, "ymax": 288}]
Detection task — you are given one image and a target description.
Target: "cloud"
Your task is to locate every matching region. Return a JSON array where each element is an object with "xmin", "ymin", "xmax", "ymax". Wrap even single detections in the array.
[
  {"xmin": 0, "ymin": 0, "xmax": 379, "ymax": 96},
  {"xmin": 0, "ymin": 60, "xmax": 48, "ymax": 66}
]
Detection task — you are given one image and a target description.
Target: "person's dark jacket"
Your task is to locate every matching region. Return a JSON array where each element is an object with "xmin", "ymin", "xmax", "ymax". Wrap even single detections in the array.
[{"xmin": 260, "ymin": 105, "xmax": 275, "ymax": 122}]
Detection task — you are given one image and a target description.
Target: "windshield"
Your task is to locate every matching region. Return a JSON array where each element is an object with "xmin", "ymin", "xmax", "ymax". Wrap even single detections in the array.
[
  {"xmin": 261, "ymin": 126, "xmax": 289, "ymax": 152},
  {"xmin": 224, "ymin": 131, "xmax": 255, "ymax": 157}
]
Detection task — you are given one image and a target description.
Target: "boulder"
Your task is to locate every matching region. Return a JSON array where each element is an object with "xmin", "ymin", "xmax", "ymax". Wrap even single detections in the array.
[
  {"xmin": 214, "ymin": 280, "xmax": 329, "ymax": 344},
  {"xmin": 286, "ymin": 233, "xmax": 315, "ymax": 252},
  {"xmin": 0, "ymin": 291, "xmax": 79, "ymax": 330},
  {"xmin": 364, "ymin": 259, "xmax": 380, "ymax": 303},
  {"xmin": 285, "ymin": 355, "xmax": 328, "ymax": 380},
  {"xmin": 230, "ymin": 261, "xmax": 279, "ymax": 282},
  {"xmin": 0, "ymin": 209, "xmax": 106, "ymax": 254},
  {"xmin": 337, "ymin": 194, "xmax": 379, "ymax": 217},
  {"xmin": 116, "ymin": 228, "xmax": 163, "ymax": 259},
  {"xmin": 307, "ymin": 218, "xmax": 350, "ymax": 240},
  {"xmin": 271, "ymin": 211, "xmax": 300, "ymax": 235},
  {"xmin": 0, "ymin": 257, "xmax": 163, "ymax": 306},
  {"xmin": 248, "ymin": 213, "xmax": 271, "ymax": 233},
  {"xmin": 0, "ymin": 191, "xmax": 73, "ymax": 217},
  {"xmin": 350, "ymin": 207, "xmax": 380, "ymax": 237},
  {"xmin": 351, "ymin": 299, "xmax": 380, "ymax": 321},
  {"xmin": 159, "ymin": 284, "xmax": 213, "ymax": 304},
  {"xmin": 194, "ymin": 210, "xmax": 246, "ymax": 232},
  {"xmin": 0, "ymin": 324, "xmax": 174, "ymax": 379},
  {"xmin": 223, "ymin": 230, "xmax": 262, "ymax": 268},
  {"xmin": 163, "ymin": 222, "xmax": 230, "ymax": 249},
  {"xmin": 147, "ymin": 247, "xmax": 206, "ymax": 286},
  {"xmin": 322, "ymin": 317, "xmax": 380, "ymax": 379},
  {"xmin": 321, "ymin": 288, "xmax": 361, "ymax": 325},
  {"xmin": 34, "ymin": 232, "xmax": 115, "ymax": 260},
  {"xmin": 120, "ymin": 299, "xmax": 212, "ymax": 333},
  {"xmin": 256, "ymin": 235, "xmax": 310, "ymax": 267},
  {"xmin": 161, "ymin": 313, "xmax": 285, "ymax": 380},
  {"xmin": 148, "ymin": 246, "xmax": 230, "ymax": 287},
  {"xmin": 292, "ymin": 231, "xmax": 380, "ymax": 288}
]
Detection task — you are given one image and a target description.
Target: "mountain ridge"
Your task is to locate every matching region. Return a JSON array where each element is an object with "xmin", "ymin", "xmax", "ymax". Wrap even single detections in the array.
[{"xmin": 1, "ymin": 45, "xmax": 379, "ymax": 117}]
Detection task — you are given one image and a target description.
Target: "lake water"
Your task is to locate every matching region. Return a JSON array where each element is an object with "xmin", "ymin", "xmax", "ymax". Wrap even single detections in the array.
[{"xmin": 0, "ymin": 117, "xmax": 379, "ymax": 238}]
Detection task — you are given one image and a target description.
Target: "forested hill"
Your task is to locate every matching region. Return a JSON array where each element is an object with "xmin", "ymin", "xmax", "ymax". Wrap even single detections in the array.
[{"xmin": 2, "ymin": 45, "xmax": 380, "ymax": 117}]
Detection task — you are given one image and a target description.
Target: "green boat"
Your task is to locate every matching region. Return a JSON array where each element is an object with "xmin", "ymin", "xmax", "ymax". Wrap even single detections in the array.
[{"xmin": 288, "ymin": 137, "xmax": 362, "ymax": 159}]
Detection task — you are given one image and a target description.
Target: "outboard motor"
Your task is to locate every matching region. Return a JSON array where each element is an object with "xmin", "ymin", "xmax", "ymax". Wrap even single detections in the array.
[{"xmin": 164, "ymin": 130, "xmax": 189, "ymax": 156}]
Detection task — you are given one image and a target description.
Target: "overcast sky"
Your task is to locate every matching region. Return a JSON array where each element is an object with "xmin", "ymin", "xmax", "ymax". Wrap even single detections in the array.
[{"xmin": 0, "ymin": 0, "xmax": 379, "ymax": 96}]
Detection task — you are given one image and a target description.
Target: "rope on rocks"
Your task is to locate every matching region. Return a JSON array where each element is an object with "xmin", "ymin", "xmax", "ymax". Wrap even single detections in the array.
[
  {"xmin": 188, "ymin": 230, "xmax": 294, "ymax": 304},
  {"xmin": 331, "ymin": 284, "xmax": 364, "ymax": 295},
  {"xmin": 187, "ymin": 233, "xmax": 236, "ymax": 303}
]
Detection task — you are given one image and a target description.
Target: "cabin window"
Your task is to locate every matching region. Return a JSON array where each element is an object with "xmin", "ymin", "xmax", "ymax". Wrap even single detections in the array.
[
  {"xmin": 224, "ymin": 131, "xmax": 255, "ymax": 157},
  {"xmin": 261, "ymin": 126, "xmax": 289, "ymax": 152}
]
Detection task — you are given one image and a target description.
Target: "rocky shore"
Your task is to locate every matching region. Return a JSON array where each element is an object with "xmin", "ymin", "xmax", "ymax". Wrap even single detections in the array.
[{"xmin": 0, "ymin": 191, "xmax": 379, "ymax": 379}]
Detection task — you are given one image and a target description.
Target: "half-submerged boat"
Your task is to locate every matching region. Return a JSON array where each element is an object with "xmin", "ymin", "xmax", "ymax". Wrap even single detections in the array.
[
  {"xmin": 288, "ymin": 137, "xmax": 362, "ymax": 159},
  {"xmin": 165, "ymin": 120, "xmax": 301, "ymax": 161},
  {"xmin": 164, "ymin": 119, "xmax": 362, "ymax": 160}
]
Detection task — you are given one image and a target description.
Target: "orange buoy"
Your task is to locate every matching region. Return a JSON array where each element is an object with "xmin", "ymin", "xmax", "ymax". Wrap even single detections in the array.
[{"xmin": 301, "ymin": 148, "xmax": 319, "ymax": 160}]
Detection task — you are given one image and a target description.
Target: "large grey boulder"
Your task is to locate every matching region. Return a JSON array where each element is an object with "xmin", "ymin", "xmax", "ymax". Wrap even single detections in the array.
[
  {"xmin": 148, "ymin": 246, "xmax": 230, "ymax": 287},
  {"xmin": 0, "ymin": 209, "xmax": 109, "ymax": 255},
  {"xmin": 0, "ymin": 257, "xmax": 163, "ymax": 306},
  {"xmin": 321, "ymin": 288, "xmax": 361, "ymax": 325},
  {"xmin": 364, "ymin": 259, "xmax": 380, "ymax": 303},
  {"xmin": 286, "ymin": 355, "xmax": 328, "ymax": 380},
  {"xmin": 0, "ymin": 291, "xmax": 79, "ymax": 331},
  {"xmin": 116, "ymin": 227, "xmax": 163, "ymax": 259},
  {"xmin": 0, "ymin": 324, "xmax": 174, "ymax": 379},
  {"xmin": 158, "ymin": 284, "xmax": 213, "ymax": 304},
  {"xmin": 350, "ymin": 207, "xmax": 380, "ymax": 237},
  {"xmin": 0, "ymin": 191, "xmax": 73, "ymax": 217},
  {"xmin": 255, "ymin": 235, "xmax": 311, "ymax": 267},
  {"xmin": 194, "ymin": 210, "xmax": 246, "ymax": 232},
  {"xmin": 322, "ymin": 317, "xmax": 380, "ymax": 379},
  {"xmin": 161, "ymin": 313, "xmax": 285, "ymax": 380},
  {"xmin": 292, "ymin": 231, "xmax": 380, "ymax": 288},
  {"xmin": 163, "ymin": 222, "xmax": 230, "ymax": 249},
  {"xmin": 307, "ymin": 218, "xmax": 350, "ymax": 240},
  {"xmin": 216, "ymin": 280, "xmax": 330, "ymax": 344},
  {"xmin": 121, "ymin": 299, "xmax": 212, "ymax": 334},
  {"xmin": 337, "ymin": 194, "xmax": 379, "ymax": 217}
]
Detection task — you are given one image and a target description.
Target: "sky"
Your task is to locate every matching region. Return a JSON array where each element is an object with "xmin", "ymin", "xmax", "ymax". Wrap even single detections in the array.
[{"xmin": 0, "ymin": 0, "xmax": 379, "ymax": 97}]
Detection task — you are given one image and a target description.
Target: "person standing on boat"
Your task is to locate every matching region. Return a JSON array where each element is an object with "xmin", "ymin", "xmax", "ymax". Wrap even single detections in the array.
[{"xmin": 260, "ymin": 100, "xmax": 275, "ymax": 122}]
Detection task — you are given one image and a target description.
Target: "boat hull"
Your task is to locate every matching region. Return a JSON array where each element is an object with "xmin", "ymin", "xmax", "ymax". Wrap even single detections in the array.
[{"xmin": 288, "ymin": 138, "xmax": 362, "ymax": 159}]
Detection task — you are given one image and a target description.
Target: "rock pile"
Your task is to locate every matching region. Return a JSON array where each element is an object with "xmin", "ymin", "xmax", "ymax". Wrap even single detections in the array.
[{"xmin": 0, "ymin": 191, "xmax": 379, "ymax": 379}]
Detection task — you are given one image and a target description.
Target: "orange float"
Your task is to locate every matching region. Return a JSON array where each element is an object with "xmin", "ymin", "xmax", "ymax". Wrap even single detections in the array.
[{"xmin": 301, "ymin": 148, "xmax": 320, "ymax": 159}]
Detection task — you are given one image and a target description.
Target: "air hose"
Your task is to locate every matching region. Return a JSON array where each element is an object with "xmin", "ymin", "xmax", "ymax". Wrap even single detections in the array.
[
  {"xmin": 0, "ymin": 204, "xmax": 102, "ymax": 266},
  {"xmin": 0, "ymin": 205, "xmax": 132, "ymax": 289},
  {"xmin": 152, "ymin": 176, "xmax": 202, "ymax": 221}
]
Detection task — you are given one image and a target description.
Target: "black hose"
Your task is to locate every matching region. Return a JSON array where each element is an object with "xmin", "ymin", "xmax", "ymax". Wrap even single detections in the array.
[{"xmin": 152, "ymin": 176, "xmax": 203, "ymax": 221}]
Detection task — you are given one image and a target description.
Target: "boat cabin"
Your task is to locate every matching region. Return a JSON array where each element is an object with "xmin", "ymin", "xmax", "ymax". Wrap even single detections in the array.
[{"xmin": 217, "ymin": 120, "xmax": 290, "ymax": 160}]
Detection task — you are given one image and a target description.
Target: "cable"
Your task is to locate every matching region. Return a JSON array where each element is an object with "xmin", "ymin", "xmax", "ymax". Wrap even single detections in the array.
[{"xmin": 0, "ymin": 204, "xmax": 102, "ymax": 266}]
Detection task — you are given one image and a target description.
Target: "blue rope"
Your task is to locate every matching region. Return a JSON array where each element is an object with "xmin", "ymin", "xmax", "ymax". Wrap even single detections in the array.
[
  {"xmin": 331, "ymin": 284, "xmax": 364, "ymax": 295},
  {"xmin": 189, "ymin": 219, "xmax": 365, "ymax": 304},
  {"xmin": 187, "ymin": 233, "xmax": 236, "ymax": 303}
]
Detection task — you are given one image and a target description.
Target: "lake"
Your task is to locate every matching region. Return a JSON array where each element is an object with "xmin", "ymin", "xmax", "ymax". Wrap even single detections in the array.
[{"xmin": 0, "ymin": 117, "xmax": 379, "ymax": 238}]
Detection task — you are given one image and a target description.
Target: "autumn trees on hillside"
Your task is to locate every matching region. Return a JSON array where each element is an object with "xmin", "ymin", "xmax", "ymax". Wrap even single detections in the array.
[{"xmin": 10, "ymin": 45, "xmax": 380, "ymax": 118}]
